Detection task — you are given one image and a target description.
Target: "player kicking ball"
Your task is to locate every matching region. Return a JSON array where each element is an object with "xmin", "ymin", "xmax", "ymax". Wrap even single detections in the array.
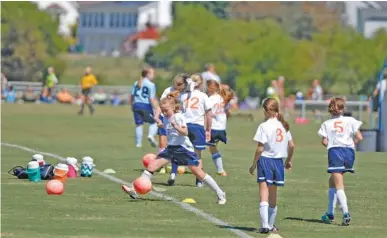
[{"xmin": 122, "ymin": 93, "xmax": 226, "ymax": 204}]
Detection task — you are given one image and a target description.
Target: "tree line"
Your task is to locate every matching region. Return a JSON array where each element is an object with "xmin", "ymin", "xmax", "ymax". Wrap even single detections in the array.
[{"xmin": 146, "ymin": 3, "xmax": 387, "ymax": 97}]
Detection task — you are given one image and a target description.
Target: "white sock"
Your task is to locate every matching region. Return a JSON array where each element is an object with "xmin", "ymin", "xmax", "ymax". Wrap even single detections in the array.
[
  {"xmin": 148, "ymin": 123, "xmax": 158, "ymax": 138},
  {"xmin": 140, "ymin": 170, "xmax": 153, "ymax": 180},
  {"xmin": 268, "ymin": 206, "xmax": 277, "ymax": 229},
  {"xmin": 328, "ymin": 188, "xmax": 337, "ymax": 215},
  {"xmin": 336, "ymin": 189, "xmax": 349, "ymax": 214},
  {"xmin": 202, "ymin": 174, "xmax": 224, "ymax": 197},
  {"xmin": 259, "ymin": 202, "xmax": 269, "ymax": 228},
  {"xmin": 211, "ymin": 152, "xmax": 224, "ymax": 173},
  {"xmin": 135, "ymin": 126, "xmax": 143, "ymax": 145}
]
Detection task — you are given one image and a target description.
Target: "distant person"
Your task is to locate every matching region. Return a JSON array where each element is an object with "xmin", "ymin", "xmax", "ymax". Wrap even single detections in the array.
[
  {"xmin": 110, "ymin": 90, "xmax": 121, "ymax": 106},
  {"xmin": 4, "ymin": 85, "xmax": 17, "ymax": 103},
  {"xmin": 372, "ymin": 75, "xmax": 386, "ymax": 101},
  {"xmin": 312, "ymin": 79, "xmax": 324, "ymax": 122},
  {"xmin": 93, "ymin": 88, "xmax": 108, "ymax": 105},
  {"xmin": 130, "ymin": 68, "xmax": 158, "ymax": 148},
  {"xmin": 40, "ymin": 87, "xmax": 54, "ymax": 104},
  {"xmin": 45, "ymin": 67, "xmax": 58, "ymax": 97},
  {"xmin": 23, "ymin": 87, "xmax": 37, "ymax": 103},
  {"xmin": 56, "ymin": 88, "xmax": 74, "ymax": 104},
  {"xmin": 1, "ymin": 72, "xmax": 8, "ymax": 95},
  {"xmin": 79, "ymin": 66, "xmax": 98, "ymax": 115},
  {"xmin": 201, "ymin": 63, "xmax": 221, "ymax": 92},
  {"xmin": 277, "ymin": 76, "xmax": 285, "ymax": 109}
]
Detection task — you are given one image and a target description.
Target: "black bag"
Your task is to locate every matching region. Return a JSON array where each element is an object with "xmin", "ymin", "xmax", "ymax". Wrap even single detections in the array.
[
  {"xmin": 8, "ymin": 166, "xmax": 28, "ymax": 179},
  {"xmin": 8, "ymin": 164, "xmax": 55, "ymax": 180}
]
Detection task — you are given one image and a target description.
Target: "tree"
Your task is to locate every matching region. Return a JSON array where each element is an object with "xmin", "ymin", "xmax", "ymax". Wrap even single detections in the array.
[{"xmin": 1, "ymin": 2, "xmax": 67, "ymax": 82}]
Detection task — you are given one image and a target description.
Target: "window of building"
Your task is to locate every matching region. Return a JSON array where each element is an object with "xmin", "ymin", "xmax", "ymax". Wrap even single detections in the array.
[
  {"xmin": 100, "ymin": 12, "xmax": 105, "ymax": 27},
  {"xmin": 87, "ymin": 13, "xmax": 93, "ymax": 27},
  {"xmin": 115, "ymin": 12, "xmax": 120, "ymax": 28},
  {"xmin": 93, "ymin": 13, "xmax": 99, "ymax": 28},
  {"xmin": 109, "ymin": 13, "xmax": 115, "ymax": 28},
  {"xmin": 81, "ymin": 13, "xmax": 87, "ymax": 27},
  {"xmin": 121, "ymin": 13, "xmax": 127, "ymax": 28}
]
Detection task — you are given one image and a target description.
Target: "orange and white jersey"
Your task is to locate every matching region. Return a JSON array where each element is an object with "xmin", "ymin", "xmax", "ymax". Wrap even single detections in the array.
[
  {"xmin": 180, "ymin": 90, "xmax": 213, "ymax": 126},
  {"xmin": 253, "ymin": 118, "xmax": 292, "ymax": 158},
  {"xmin": 209, "ymin": 94, "xmax": 227, "ymax": 130},
  {"xmin": 318, "ymin": 116, "xmax": 363, "ymax": 150}
]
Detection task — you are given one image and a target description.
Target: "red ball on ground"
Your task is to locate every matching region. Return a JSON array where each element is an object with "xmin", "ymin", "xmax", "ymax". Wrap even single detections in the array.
[
  {"xmin": 46, "ymin": 179, "xmax": 64, "ymax": 195},
  {"xmin": 133, "ymin": 177, "xmax": 152, "ymax": 195},
  {"xmin": 142, "ymin": 153, "xmax": 156, "ymax": 168}
]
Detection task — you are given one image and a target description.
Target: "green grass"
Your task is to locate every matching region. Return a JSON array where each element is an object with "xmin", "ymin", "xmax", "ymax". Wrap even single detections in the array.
[
  {"xmin": 2, "ymin": 104, "xmax": 387, "ymax": 238},
  {"xmin": 59, "ymin": 54, "xmax": 172, "ymax": 86}
]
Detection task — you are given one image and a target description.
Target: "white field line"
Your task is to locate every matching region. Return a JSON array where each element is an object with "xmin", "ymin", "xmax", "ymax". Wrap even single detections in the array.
[{"xmin": 2, "ymin": 142, "xmax": 254, "ymax": 238}]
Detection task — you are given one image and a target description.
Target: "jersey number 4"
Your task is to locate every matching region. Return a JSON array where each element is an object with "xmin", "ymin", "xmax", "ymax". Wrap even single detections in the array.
[
  {"xmin": 276, "ymin": 128, "xmax": 284, "ymax": 142},
  {"xmin": 184, "ymin": 97, "xmax": 199, "ymax": 109},
  {"xmin": 134, "ymin": 87, "xmax": 149, "ymax": 98},
  {"xmin": 334, "ymin": 121, "xmax": 344, "ymax": 133}
]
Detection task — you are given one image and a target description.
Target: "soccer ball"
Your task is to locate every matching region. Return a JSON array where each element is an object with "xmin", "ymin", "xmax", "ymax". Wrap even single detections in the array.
[
  {"xmin": 133, "ymin": 177, "xmax": 152, "ymax": 195},
  {"xmin": 142, "ymin": 153, "xmax": 156, "ymax": 168},
  {"xmin": 177, "ymin": 166, "xmax": 186, "ymax": 174},
  {"xmin": 46, "ymin": 180, "xmax": 64, "ymax": 195}
]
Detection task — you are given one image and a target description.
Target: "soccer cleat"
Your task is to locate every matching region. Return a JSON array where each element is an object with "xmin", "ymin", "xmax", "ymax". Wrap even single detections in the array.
[
  {"xmin": 167, "ymin": 173, "xmax": 176, "ymax": 186},
  {"xmin": 196, "ymin": 178, "xmax": 203, "ymax": 188},
  {"xmin": 342, "ymin": 213, "xmax": 351, "ymax": 226},
  {"xmin": 147, "ymin": 136, "xmax": 158, "ymax": 148},
  {"xmin": 121, "ymin": 184, "xmax": 138, "ymax": 199},
  {"xmin": 270, "ymin": 225, "xmax": 279, "ymax": 232},
  {"xmin": 217, "ymin": 171, "xmax": 227, "ymax": 176},
  {"xmin": 258, "ymin": 228, "xmax": 270, "ymax": 234},
  {"xmin": 217, "ymin": 192, "xmax": 226, "ymax": 205},
  {"xmin": 321, "ymin": 212, "xmax": 335, "ymax": 223}
]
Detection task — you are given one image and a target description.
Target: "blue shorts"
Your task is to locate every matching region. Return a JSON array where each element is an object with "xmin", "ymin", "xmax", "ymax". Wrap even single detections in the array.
[
  {"xmin": 133, "ymin": 103, "xmax": 155, "ymax": 125},
  {"xmin": 327, "ymin": 147, "xmax": 355, "ymax": 173},
  {"xmin": 257, "ymin": 156, "xmax": 285, "ymax": 186},
  {"xmin": 158, "ymin": 145, "xmax": 199, "ymax": 166},
  {"xmin": 157, "ymin": 115, "xmax": 167, "ymax": 136},
  {"xmin": 207, "ymin": 130, "xmax": 227, "ymax": 146},
  {"xmin": 187, "ymin": 123, "xmax": 206, "ymax": 151}
]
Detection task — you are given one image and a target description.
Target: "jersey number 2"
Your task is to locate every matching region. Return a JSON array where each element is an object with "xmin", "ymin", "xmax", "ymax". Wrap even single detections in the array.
[
  {"xmin": 276, "ymin": 128, "xmax": 284, "ymax": 142},
  {"xmin": 184, "ymin": 97, "xmax": 199, "ymax": 109},
  {"xmin": 334, "ymin": 121, "xmax": 344, "ymax": 133}
]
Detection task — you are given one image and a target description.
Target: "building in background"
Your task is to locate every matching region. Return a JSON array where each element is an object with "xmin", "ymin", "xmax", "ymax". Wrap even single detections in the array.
[{"xmin": 76, "ymin": 1, "xmax": 172, "ymax": 57}]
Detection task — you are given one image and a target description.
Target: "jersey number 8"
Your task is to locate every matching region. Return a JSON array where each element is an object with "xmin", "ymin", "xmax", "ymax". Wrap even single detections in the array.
[{"xmin": 135, "ymin": 86, "xmax": 149, "ymax": 98}]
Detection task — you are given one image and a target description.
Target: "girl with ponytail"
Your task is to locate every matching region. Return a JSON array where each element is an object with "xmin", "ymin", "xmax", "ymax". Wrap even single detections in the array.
[{"xmin": 249, "ymin": 98, "xmax": 295, "ymax": 234}]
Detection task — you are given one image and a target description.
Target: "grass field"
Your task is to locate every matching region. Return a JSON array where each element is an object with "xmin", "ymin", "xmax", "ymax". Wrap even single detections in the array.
[{"xmin": 2, "ymin": 104, "xmax": 387, "ymax": 238}]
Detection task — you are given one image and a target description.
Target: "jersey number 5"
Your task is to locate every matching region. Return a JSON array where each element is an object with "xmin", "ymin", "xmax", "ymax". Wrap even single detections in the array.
[
  {"xmin": 276, "ymin": 128, "xmax": 284, "ymax": 142},
  {"xmin": 184, "ymin": 97, "xmax": 199, "ymax": 109},
  {"xmin": 334, "ymin": 121, "xmax": 344, "ymax": 133}
]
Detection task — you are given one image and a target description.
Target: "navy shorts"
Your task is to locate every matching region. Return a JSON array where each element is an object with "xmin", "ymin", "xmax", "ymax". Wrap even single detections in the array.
[
  {"xmin": 207, "ymin": 130, "xmax": 227, "ymax": 146},
  {"xmin": 157, "ymin": 115, "xmax": 167, "ymax": 136},
  {"xmin": 133, "ymin": 103, "xmax": 155, "ymax": 125},
  {"xmin": 327, "ymin": 147, "xmax": 355, "ymax": 173},
  {"xmin": 158, "ymin": 145, "xmax": 199, "ymax": 166},
  {"xmin": 257, "ymin": 156, "xmax": 285, "ymax": 186},
  {"xmin": 187, "ymin": 123, "xmax": 206, "ymax": 151}
]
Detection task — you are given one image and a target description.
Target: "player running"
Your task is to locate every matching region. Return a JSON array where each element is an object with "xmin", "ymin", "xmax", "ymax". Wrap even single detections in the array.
[
  {"xmin": 249, "ymin": 98, "xmax": 295, "ymax": 234},
  {"xmin": 206, "ymin": 80, "xmax": 234, "ymax": 176},
  {"xmin": 122, "ymin": 94, "xmax": 226, "ymax": 204},
  {"xmin": 319, "ymin": 97, "xmax": 363, "ymax": 226},
  {"xmin": 130, "ymin": 68, "xmax": 159, "ymax": 148},
  {"xmin": 167, "ymin": 73, "xmax": 213, "ymax": 187}
]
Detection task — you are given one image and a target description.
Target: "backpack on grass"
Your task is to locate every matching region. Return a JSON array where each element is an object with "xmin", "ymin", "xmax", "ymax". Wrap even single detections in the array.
[{"xmin": 8, "ymin": 164, "xmax": 55, "ymax": 180}]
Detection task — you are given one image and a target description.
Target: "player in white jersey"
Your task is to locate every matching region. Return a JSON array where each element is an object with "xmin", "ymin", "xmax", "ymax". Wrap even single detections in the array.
[
  {"xmin": 122, "ymin": 94, "xmax": 226, "ymax": 204},
  {"xmin": 156, "ymin": 74, "xmax": 189, "ymax": 154},
  {"xmin": 318, "ymin": 97, "xmax": 363, "ymax": 226},
  {"xmin": 206, "ymin": 80, "xmax": 235, "ymax": 176},
  {"xmin": 249, "ymin": 98, "xmax": 295, "ymax": 234},
  {"xmin": 168, "ymin": 73, "xmax": 214, "ymax": 187}
]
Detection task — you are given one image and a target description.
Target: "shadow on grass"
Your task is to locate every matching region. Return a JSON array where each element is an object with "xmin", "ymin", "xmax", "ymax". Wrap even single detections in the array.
[
  {"xmin": 285, "ymin": 217, "xmax": 324, "ymax": 224},
  {"xmin": 126, "ymin": 197, "xmax": 165, "ymax": 202},
  {"xmin": 152, "ymin": 181, "xmax": 196, "ymax": 188},
  {"xmin": 217, "ymin": 225, "xmax": 257, "ymax": 232}
]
